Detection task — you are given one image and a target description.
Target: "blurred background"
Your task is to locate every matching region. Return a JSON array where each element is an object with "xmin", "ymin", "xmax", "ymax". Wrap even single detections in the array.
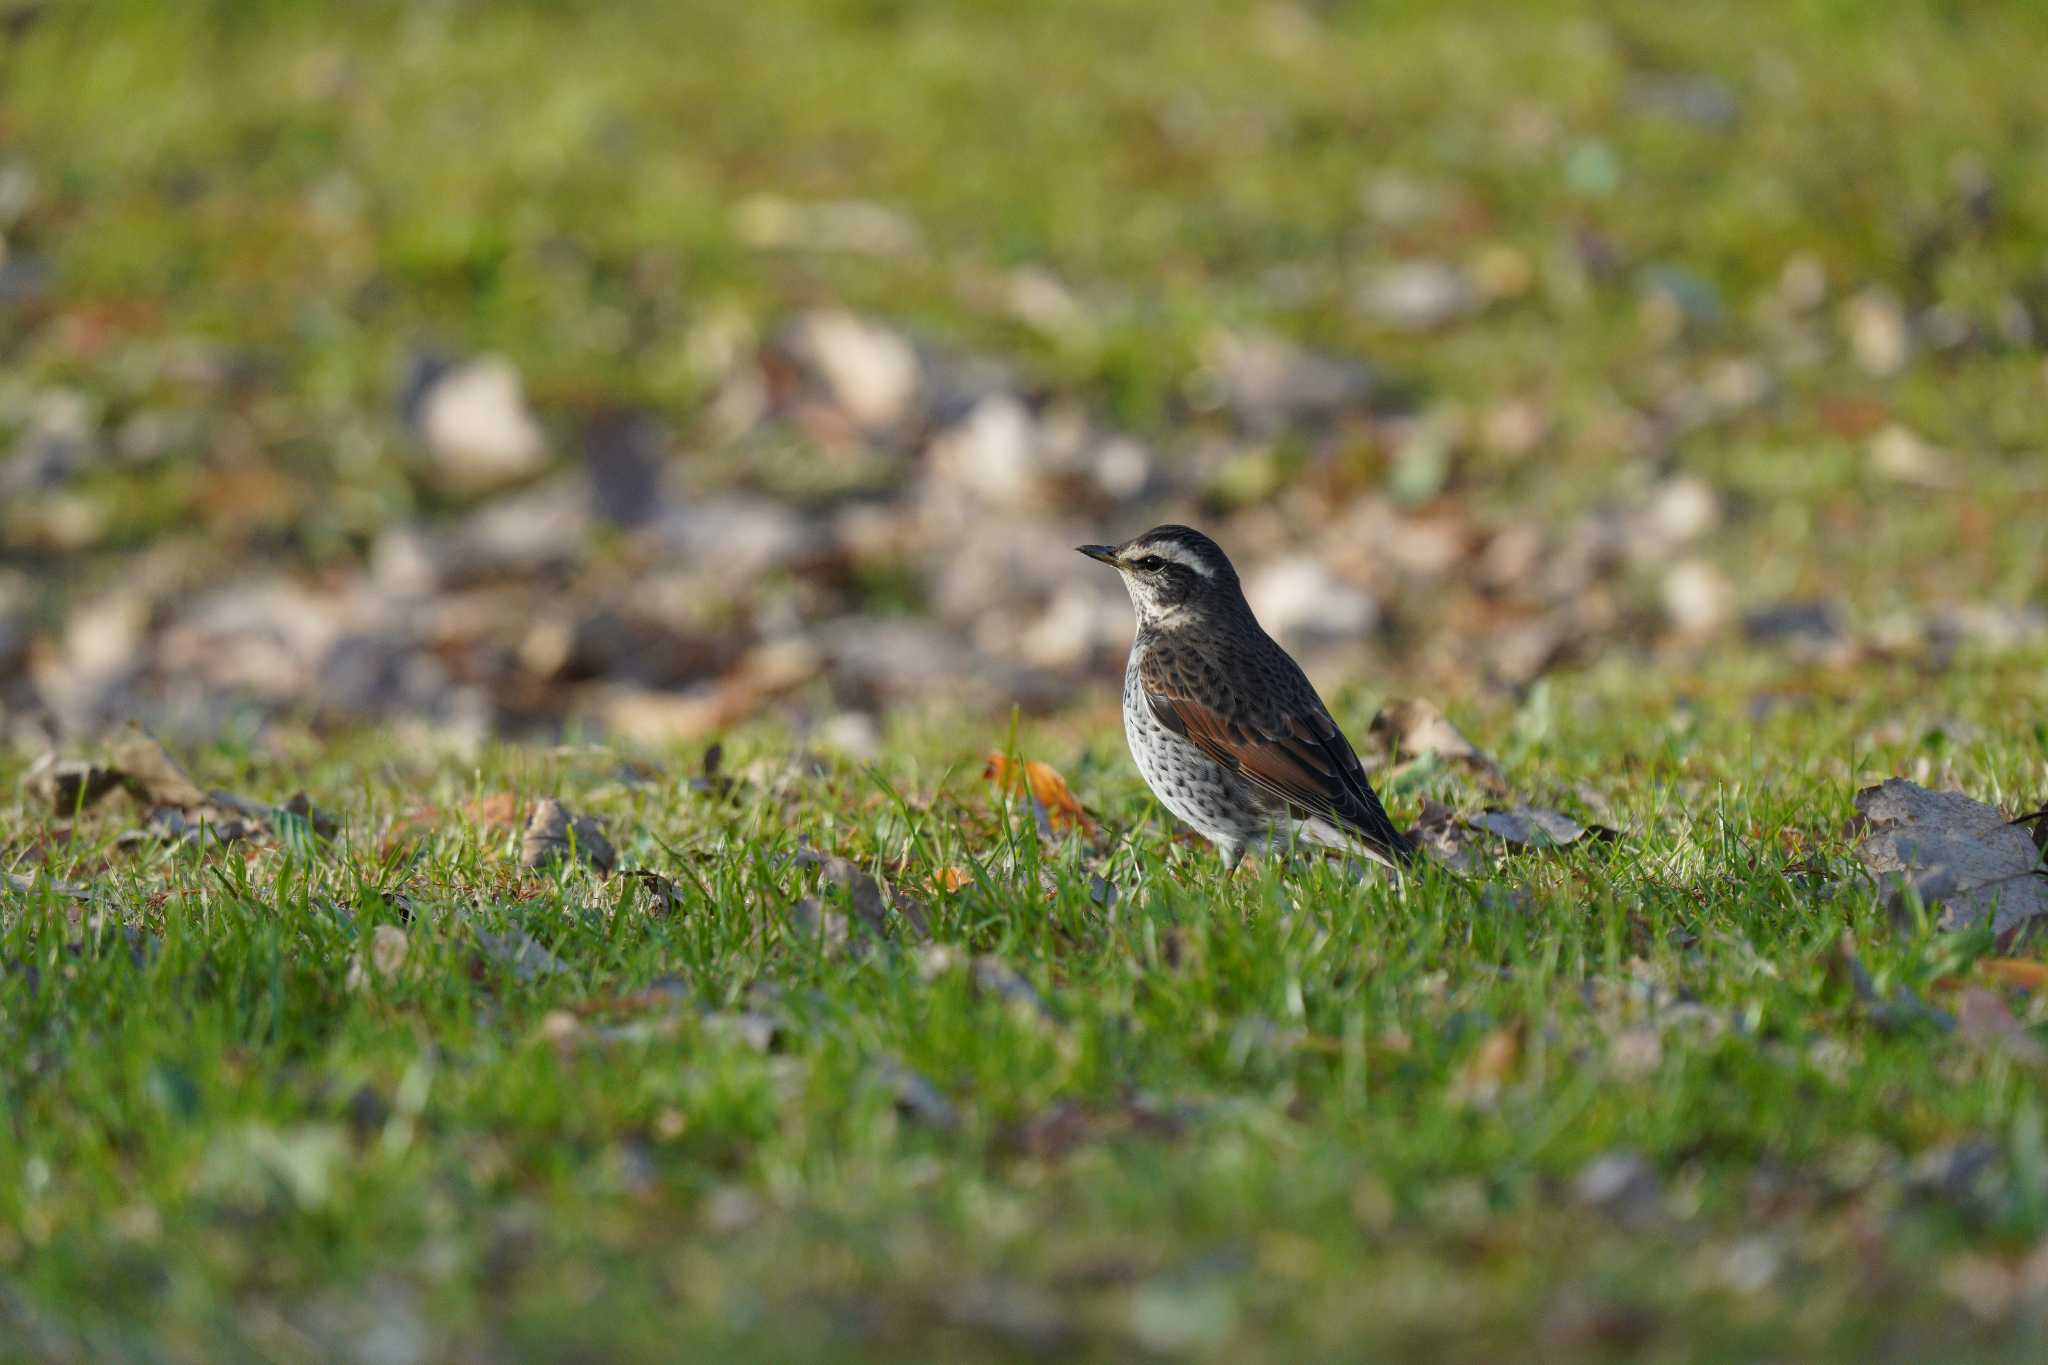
[{"xmin": 2, "ymin": 0, "xmax": 2045, "ymax": 753}]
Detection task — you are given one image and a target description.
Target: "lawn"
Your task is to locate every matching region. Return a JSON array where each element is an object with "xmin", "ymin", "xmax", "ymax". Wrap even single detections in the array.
[{"xmin": 5, "ymin": 1, "xmax": 2048, "ymax": 1360}]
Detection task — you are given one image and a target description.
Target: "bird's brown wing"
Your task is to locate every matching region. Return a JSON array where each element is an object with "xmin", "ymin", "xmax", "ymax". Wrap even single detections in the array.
[{"xmin": 1139, "ymin": 670, "xmax": 1414, "ymax": 867}]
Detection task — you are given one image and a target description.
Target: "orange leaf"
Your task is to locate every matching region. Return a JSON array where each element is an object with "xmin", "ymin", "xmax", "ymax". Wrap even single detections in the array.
[
  {"xmin": 931, "ymin": 866, "xmax": 976, "ymax": 893},
  {"xmin": 1449, "ymin": 1026, "xmax": 1520, "ymax": 1109},
  {"xmin": 462, "ymin": 793, "xmax": 524, "ymax": 830},
  {"xmin": 984, "ymin": 752, "xmax": 1096, "ymax": 835},
  {"xmin": 1979, "ymin": 959, "xmax": 2048, "ymax": 992}
]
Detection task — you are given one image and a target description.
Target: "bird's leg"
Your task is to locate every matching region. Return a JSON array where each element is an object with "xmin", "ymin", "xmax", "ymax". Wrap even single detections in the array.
[{"xmin": 1220, "ymin": 841, "xmax": 1247, "ymax": 873}]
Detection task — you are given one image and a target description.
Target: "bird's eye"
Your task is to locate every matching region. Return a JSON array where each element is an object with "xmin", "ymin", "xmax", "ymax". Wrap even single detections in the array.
[{"xmin": 1136, "ymin": 556, "xmax": 1166, "ymax": 572}]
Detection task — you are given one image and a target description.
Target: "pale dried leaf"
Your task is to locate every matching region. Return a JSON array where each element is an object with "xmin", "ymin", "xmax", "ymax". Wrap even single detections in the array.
[
  {"xmin": 3, "ymin": 871, "xmax": 90, "ymax": 901},
  {"xmin": 25, "ymin": 754, "xmax": 122, "ymax": 814},
  {"xmin": 520, "ymin": 799, "xmax": 616, "ymax": 874},
  {"xmin": 1854, "ymin": 779, "xmax": 2048, "ymax": 934},
  {"xmin": 1449, "ymin": 1026, "xmax": 1520, "ymax": 1109},
  {"xmin": 1367, "ymin": 698, "xmax": 1506, "ymax": 788},
  {"xmin": 107, "ymin": 725, "xmax": 211, "ymax": 808},
  {"xmin": 1955, "ymin": 987, "xmax": 2047, "ymax": 1064},
  {"xmin": 1466, "ymin": 806, "xmax": 1614, "ymax": 849},
  {"xmin": 369, "ymin": 924, "xmax": 408, "ymax": 978}
]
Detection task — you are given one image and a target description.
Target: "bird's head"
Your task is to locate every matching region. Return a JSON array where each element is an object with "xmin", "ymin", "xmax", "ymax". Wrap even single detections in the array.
[{"xmin": 1077, "ymin": 525, "xmax": 1243, "ymax": 628}]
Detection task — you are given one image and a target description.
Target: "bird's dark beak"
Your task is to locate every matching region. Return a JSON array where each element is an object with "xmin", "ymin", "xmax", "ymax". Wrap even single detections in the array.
[{"xmin": 1076, "ymin": 544, "xmax": 1120, "ymax": 566}]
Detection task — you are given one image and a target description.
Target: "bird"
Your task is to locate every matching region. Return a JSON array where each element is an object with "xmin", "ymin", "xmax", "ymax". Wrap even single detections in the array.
[{"xmin": 1079, "ymin": 525, "xmax": 1415, "ymax": 872}]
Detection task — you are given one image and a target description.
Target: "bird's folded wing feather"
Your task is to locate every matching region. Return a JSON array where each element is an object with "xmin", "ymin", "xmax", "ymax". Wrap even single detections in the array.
[{"xmin": 1140, "ymin": 675, "xmax": 1414, "ymax": 865}]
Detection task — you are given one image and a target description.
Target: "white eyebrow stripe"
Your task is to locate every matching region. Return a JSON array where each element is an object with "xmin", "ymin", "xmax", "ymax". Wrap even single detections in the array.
[{"xmin": 1128, "ymin": 541, "xmax": 1216, "ymax": 577}]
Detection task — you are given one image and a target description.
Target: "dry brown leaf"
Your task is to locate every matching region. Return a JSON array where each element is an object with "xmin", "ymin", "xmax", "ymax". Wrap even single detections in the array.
[
  {"xmin": 1449, "ymin": 1025, "xmax": 1521, "ymax": 1108},
  {"xmin": 984, "ymin": 752, "xmax": 1096, "ymax": 835},
  {"xmin": 520, "ymin": 799, "xmax": 616, "ymax": 874},
  {"xmin": 1978, "ymin": 959, "xmax": 2048, "ymax": 992},
  {"xmin": 600, "ymin": 640, "xmax": 823, "ymax": 743},
  {"xmin": 25, "ymin": 754, "xmax": 123, "ymax": 814},
  {"xmin": 107, "ymin": 725, "xmax": 212, "ymax": 808},
  {"xmin": 1367, "ymin": 698, "xmax": 1506, "ymax": 790},
  {"xmin": 462, "ymin": 793, "xmax": 524, "ymax": 830}
]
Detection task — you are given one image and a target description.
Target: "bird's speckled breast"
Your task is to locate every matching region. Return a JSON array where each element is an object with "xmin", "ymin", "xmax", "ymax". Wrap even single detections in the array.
[{"xmin": 1122, "ymin": 645, "xmax": 1271, "ymax": 846}]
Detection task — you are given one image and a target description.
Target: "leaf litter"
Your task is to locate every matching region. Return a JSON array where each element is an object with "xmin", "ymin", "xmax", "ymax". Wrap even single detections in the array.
[{"xmin": 26, "ymin": 726, "xmax": 337, "ymax": 854}]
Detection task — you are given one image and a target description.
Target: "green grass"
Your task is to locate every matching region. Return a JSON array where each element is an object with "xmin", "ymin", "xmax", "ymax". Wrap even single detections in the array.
[
  {"xmin": 7, "ymin": 0, "xmax": 2048, "ymax": 1358},
  {"xmin": 6, "ymin": 648, "xmax": 2048, "ymax": 1360}
]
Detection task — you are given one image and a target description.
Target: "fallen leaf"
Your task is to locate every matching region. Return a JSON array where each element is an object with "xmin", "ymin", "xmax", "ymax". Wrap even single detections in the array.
[
  {"xmin": 984, "ymin": 753, "xmax": 1097, "ymax": 835},
  {"xmin": 1367, "ymin": 698, "xmax": 1506, "ymax": 789},
  {"xmin": 463, "ymin": 793, "xmax": 524, "ymax": 830},
  {"xmin": 1955, "ymin": 987, "xmax": 2047, "ymax": 1064},
  {"xmin": 2017, "ymin": 803, "xmax": 2048, "ymax": 858},
  {"xmin": 24, "ymin": 754, "xmax": 122, "ymax": 814},
  {"xmin": 931, "ymin": 866, "xmax": 976, "ymax": 893},
  {"xmin": 1854, "ymin": 779, "xmax": 2048, "ymax": 934},
  {"xmin": 799, "ymin": 850, "xmax": 929, "ymax": 941},
  {"xmin": 699, "ymin": 1009, "xmax": 782, "ymax": 1053},
  {"xmin": 1449, "ymin": 1025, "xmax": 1520, "ymax": 1108},
  {"xmin": 617, "ymin": 868, "xmax": 681, "ymax": 913},
  {"xmin": 1980, "ymin": 959, "xmax": 2048, "ymax": 992},
  {"xmin": 107, "ymin": 725, "xmax": 212, "ymax": 808},
  {"xmin": 941, "ymin": 1278, "xmax": 1071, "ymax": 1352},
  {"xmin": 786, "ymin": 896, "xmax": 851, "ymax": 952},
  {"xmin": 1408, "ymin": 798, "xmax": 1481, "ymax": 874},
  {"xmin": 2, "ymin": 871, "xmax": 90, "ymax": 901},
  {"xmin": 520, "ymin": 799, "xmax": 616, "ymax": 874},
  {"xmin": 1466, "ymin": 806, "xmax": 1617, "ymax": 849},
  {"xmin": 279, "ymin": 792, "xmax": 339, "ymax": 839},
  {"xmin": 1573, "ymin": 1150, "xmax": 1661, "ymax": 1222},
  {"xmin": 914, "ymin": 945, "xmax": 1056, "ymax": 1023},
  {"xmin": 369, "ymin": 924, "xmax": 408, "ymax": 977}
]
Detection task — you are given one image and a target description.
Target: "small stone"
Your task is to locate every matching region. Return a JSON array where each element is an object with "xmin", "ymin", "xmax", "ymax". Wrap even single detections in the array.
[
  {"xmin": 1869, "ymin": 425, "xmax": 1954, "ymax": 488},
  {"xmin": 732, "ymin": 196, "xmax": 920, "ymax": 257},
  {"xmin": 928, "ymin": 392, "xmax": 1036, "ymax": 505},
  {"xmin": 1574, "ymin": 1150, "xmax": 1660, "ymax": 1219},
  {"xmin": 582, "ymin": 409, "xmax": 667, "ymax": 528},
  {"xmin": 1199, "ymin": 329, "xmax": 1374, "ymax": 434},
  {"xmin": 1842, "ymin": 288, "xmax": 1910, "ymax": 376},
  {"xmin": 793, "ymin": 310, "xmax": 920, "ymax": 430},
  {"xmin": 369, "ymin": 924, "xmax": 409, "ymax": 978},
  {"xmin": 0, "ymin": 388, "xmax": 96, "ymax": 496},
  {"xmin": 815, "ymin": 711, "xmax": 882, "ymax": 760},
  {"xmin": 1479, "ymin": 397, "xmax": 1550, "ymax": 459},
  {"xmin": 1092, "ymin": 436, "xmax": 1153, "ymax": 501},
  {"xmin": 417, "ymin": 357, "xmax": 548, "ymax": 490},
  {"xmin": 1744, "ymin": 600, "xmax": 1848, "ymax": 653},
  {"xmin": 1244, "ymin": 557, "xmax": 1376, "ymax": 648},
  {"xmin": 1356, "ymin": 260, "xmax": 1479, "ymax": 331},
  {"xmin": 1779, "ymin": 254, "xmax": 1828, "ymax": 312},
  {"xmin": 1661, "ymin": 559, "xmax": 1734, "ymax": 635}
]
